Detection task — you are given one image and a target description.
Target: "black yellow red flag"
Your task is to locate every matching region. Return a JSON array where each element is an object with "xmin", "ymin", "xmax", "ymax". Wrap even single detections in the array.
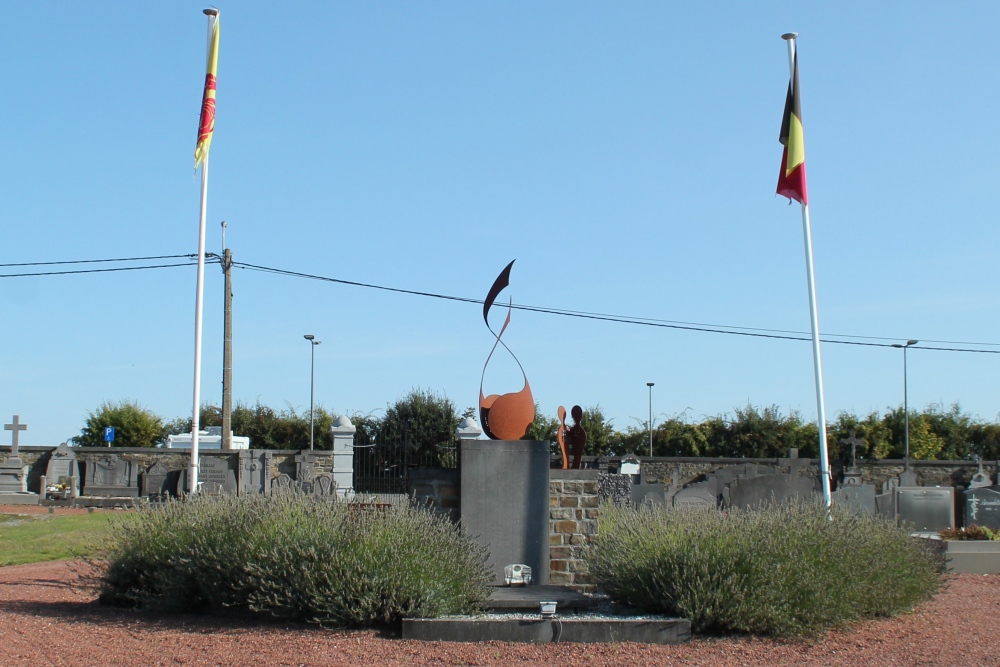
[
  {"xmin": 777, "ymin": 52, "xmax": 807, "ymax": 205},
  {"xmin": 194, "ymin": 11, "xmax": 220, "ymax": 169}
]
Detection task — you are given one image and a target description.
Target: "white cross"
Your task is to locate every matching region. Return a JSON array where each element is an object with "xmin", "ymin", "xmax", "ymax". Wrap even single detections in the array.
[{"xmin": 4, "ymin": 415, "xmax": 27, "ymax": 457}]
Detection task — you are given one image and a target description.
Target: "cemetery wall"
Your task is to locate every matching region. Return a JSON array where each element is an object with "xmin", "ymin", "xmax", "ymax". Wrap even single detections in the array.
[
  {"xmin": 407, "ymin": 468, "xmax": 460, "ymax": 521},
  {"xmin": 639, "ymin": 456, "xmax": 996, "ymax": 492},
  {"xmin": 549, "ymin": 470, "xmax": 598, "ymax": 593},
  {"xmin": 2, "ymin": 446, "xmax": 335, "ymax": 494}
]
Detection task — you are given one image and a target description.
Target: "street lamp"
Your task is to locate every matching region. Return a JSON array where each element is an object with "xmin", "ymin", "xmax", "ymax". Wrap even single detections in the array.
[
  {"xmin": 890, "ymin": 340, "xmax": 918, "ymax": 468},
  {"xmin": 646, "ymin": 382, "xmax": 655, "ymax": 457},
  {"xmin": 304, "ymin": 335, "xmax": 321, "ymax": 450}
]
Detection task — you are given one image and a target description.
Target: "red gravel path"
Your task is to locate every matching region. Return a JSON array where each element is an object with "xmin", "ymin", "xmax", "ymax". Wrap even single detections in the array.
[{"xmin": 0, "ymin": 558, "xmax": 997, "ymax": 667}]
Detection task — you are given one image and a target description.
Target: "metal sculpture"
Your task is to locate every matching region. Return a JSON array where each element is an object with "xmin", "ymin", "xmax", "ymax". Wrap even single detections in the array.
[
  {"xmin": 479, "ymin": 260, "xmax": 535, "ymax": 440},
  {"xmin": 557, "ymin": 405, "xmax": 587, "ymax": 469}
]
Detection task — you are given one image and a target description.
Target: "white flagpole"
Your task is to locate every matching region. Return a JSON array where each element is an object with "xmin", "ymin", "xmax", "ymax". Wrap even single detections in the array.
[
  {"xmin": 782, "ymin": 33, "xmax": 831, "ymax": 507},
  {"xmin": 189, "ymin": 9, "xmax": 218, "ymax": 496}
]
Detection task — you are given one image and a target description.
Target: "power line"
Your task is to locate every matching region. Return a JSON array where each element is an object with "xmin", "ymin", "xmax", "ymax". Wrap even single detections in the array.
[
  {"xmin": 0, "ymin": 253, "xmax": 198, "ymax": 268},
  {"xmin": 0, "ymin": 260, "xmax": 209, "ymax": 279},
  {"xmin": 231, "ymin": 261, "xmax": 1000, "ymax": 355}
]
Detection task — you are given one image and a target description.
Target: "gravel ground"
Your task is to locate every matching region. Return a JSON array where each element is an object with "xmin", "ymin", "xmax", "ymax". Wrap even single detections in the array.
[{"xmin": 0, "ymin": 558, "xmax": 997, "ymax": 667}]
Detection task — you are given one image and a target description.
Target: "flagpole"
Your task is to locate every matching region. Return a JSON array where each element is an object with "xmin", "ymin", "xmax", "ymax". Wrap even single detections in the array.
[
  {"xmin": 782, "ymin": 32, "xmax": 831, "ymax": 507},
  {"xmin": 189, "ymin": 8, "xmax": 218, "ymax": 496}
]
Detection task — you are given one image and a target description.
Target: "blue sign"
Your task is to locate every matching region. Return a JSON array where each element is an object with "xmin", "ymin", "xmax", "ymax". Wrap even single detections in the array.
[{"xmin": 103, "ymin": 426, "xmax": 116, "ymax": 443}]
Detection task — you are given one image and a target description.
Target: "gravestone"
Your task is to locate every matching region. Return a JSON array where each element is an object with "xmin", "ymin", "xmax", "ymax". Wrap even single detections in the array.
[
  {"xmin": 295, "ymin": 450, "xmax": 317, "ymax": 486},
  {"xmin": 630, "ymin": 483, "xmax": 665, "ymax": 508},
  {"xmin": 899, "ymin": 468, "xmax": 918, "ymax": 487},
  {"xmin": 839, "ymin": 430, "xmax": 865, "ymax": 487},
  {"xmin": 964, "ymin": 486, "xmax": 1000, "ymax": 530},
  {"xmin": 727, "ymin": 473, "xmax": 818, "ymax": 510},
  {"xmin": 238, "ymin": 450, "xmax": 272, "ymax": 496},
  {"xmin": 897, "ymin": 487, "xmax": 955, "ymax": 533},
  {"xmin": 141, "ymin": 461, "xmax": 172, "ymax": 498},
  {"xmin": 969, "ymin": 460, "xmax": 992, "ymax": 490},
  {"xmin": 177, "ymin": 457, "xmax": 237, "ymax": 495},
  {"xmin": 832, "ymin": 484, "xmax": 876, "ymax": 515},
  {"xmin": 672, "ymin": 482, "xmax": 717, "ymax": 509},
  {"xmin": 83, "ymin": 454, "xmax": 139, "ymax": 497},
  {"xmin": 312, "ymin": 473, "xmax": 337, "ymax": 496},
  {"xmin": 45, "ymin": 442, "xmax": 79, "ymax": 498},
  {"xmin": 0, "ymin": 415, "xmax": 39, "ymax": 504}
]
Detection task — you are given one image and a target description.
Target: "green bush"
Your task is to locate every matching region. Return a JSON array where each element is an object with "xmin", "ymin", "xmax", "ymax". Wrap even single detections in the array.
[
  {"xmin": 95, "ymin": 492, "xmax": 492, "ymax": 625},
  {"xmin": 590, "ymin": 501, "xmax": 941, "ymax": 637}
]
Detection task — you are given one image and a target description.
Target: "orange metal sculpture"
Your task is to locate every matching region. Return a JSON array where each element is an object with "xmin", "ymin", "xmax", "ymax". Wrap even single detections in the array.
[{"xmin": 479, "ymin": 260, "xmax": 535, "ymax": 440}]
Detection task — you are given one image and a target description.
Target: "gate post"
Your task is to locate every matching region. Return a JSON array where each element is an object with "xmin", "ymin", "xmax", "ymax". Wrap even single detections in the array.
[{"xmin": 331, "ymin": 416, "xmax": 356, "ymax": 499}]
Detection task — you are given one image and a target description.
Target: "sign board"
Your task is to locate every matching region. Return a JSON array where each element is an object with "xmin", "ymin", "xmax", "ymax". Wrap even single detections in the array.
[{"xmin": 103, "ymin": 426, "xmax": 116, "ymax": 443}]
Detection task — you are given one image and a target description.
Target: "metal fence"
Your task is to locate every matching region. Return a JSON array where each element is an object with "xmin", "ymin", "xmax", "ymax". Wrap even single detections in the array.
[{"xmin": 352, "ymin": 422, "xmax": 459, "ymax": 495}]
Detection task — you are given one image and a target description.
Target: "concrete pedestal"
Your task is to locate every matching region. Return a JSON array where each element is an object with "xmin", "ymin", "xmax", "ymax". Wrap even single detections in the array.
[{"xmin": 460, "ymin": 440, "xmax": 550, "ymax": 586}]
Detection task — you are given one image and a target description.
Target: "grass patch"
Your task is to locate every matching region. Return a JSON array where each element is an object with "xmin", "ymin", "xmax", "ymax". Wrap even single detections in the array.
[
  {"xmin": 590, "ymin": 501, "xmax": 942, "ymax": 637},
  {"xmin": 0, "ymin": 512, "xmax": 112, "ymax": 566},
  {"xmin": 95, "ymin": 492, "xmax": 493, "ymax": 626}
]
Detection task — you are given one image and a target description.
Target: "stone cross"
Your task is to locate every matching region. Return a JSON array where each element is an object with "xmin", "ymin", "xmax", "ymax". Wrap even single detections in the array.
[
  {"xmin": 4, "ymin": 415, "xmax": 27, "ymax": 457},
  {"xmin": 839, "ymin": 428, "xmax": 864, "ymax": 468}
]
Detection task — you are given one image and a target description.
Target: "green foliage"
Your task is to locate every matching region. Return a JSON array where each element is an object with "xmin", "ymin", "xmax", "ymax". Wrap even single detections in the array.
[
  {"xmin": 590, "ymin": 501, "xmax": 941, "ymax": 637},
  {"xmin": 940, "ymin": 525, "xmax": 999, "ymax": 541},
  {"xmin": 381, "ymin": 388, "xmax": 459, "ymax": 461},
  {"xmin": 581, "ymin": 404, "xmax": 617, "ymax": 456},
  {"xmin": 95, "ymin": 492, "xmax": 492, "ymax": 625},
  {"xmin": 74, "ymin": 400, "xmax": 166, "ymax": 448},
  {"xmin": 167, "ymin": 402, "xmax": 336, "ymax": 450},
  {"xmin": 0, "ymin": 512, "xmax": 111, "ymax": 565}
]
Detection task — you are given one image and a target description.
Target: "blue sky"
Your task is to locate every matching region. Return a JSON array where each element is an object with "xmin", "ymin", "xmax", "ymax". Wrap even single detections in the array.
[{"xmin": 2, "ymin": 2, "xmax": 999, "ymax": 446}]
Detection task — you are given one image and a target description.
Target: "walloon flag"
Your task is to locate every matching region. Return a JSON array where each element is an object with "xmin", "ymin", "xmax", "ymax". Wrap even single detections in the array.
[
  {"xmin": 194, "ymin": 11, "xmax": 220, "ymax": 169},
  {"xmin": 776, "ymin": 51, "xmax": 807, "ymax": 205}
]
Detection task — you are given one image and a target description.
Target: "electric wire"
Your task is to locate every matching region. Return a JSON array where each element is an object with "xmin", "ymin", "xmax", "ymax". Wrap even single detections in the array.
[
  {"xmin": 0, "ymin": 253, "xmax": 198, "ymax": 268},
  {"xmin": 230, "ymin": 261, "xmax": 1000, "ymax": 355},
  {"xmin": 0, "ymin": 259, "xmax": 212, "ymax": 278}
]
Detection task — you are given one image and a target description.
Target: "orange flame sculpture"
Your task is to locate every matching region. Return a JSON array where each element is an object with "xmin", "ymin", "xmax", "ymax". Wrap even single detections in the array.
[{"xmin": 479, "ymin": 260, "xmax": 535, "ymax": 440}]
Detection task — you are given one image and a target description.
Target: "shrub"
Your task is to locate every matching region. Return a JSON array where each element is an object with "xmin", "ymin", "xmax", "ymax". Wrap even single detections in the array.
[
  {"xmin": 590, "ymin": 501, "xmax": 942, "ymax": 637},
  {"xmin": 74, "ymin": 400, "xmax": 166, "ymax": 448},
  {"xmin": 95, "ymin": 492, "xmax": 492, "ymax": 625},
  {"xmin": 941, "ymin": 524, "xmax": 998, "ymax": 540}
]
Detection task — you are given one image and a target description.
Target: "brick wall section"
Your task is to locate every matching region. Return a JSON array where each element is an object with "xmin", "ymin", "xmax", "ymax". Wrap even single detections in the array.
[{"xmin": 549, "ymin": 470, "xmax": 599, "ymax": 593}]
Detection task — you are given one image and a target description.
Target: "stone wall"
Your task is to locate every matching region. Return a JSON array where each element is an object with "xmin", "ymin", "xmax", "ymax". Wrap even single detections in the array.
[
  {"xmin": 0, "ymin": 446, "xmax": 334, "ymax": 495},
  {"xmin": 408, "ymin": 467, "xmax": 460, "ymax": 521},
  {"xmin": 549, "ymin": 470, "xmax": 599, "ymax": 593}
]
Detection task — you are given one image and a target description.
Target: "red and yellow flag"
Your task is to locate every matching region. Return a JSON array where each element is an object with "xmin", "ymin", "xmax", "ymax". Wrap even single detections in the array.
[
  {"xmin": 776, "ymin": 52, "xmax": 807, "ymax": 205},
  {"xmin": 194, "ymin": 11, "xmax": 220, "ymax": 169}
]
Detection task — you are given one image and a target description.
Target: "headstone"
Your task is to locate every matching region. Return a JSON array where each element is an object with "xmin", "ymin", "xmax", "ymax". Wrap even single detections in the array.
[
  {"xmin": 312, "ymin": 473, "xmax": 337, "ymax": 496},
  {"xmin": 727, "ymin": 473, "xmax": 819, "ymax": 510},
  {"xmin": 238, "ymin": 450, "xmax": 272, "ymax": 496},
  {"xmin": 832, "ymin": 483, "xmax": 876, "ymax": 515},
  {"xmin": 140, "ymin": 461, "xmax": 172, "ymax": 498},
  {"xmin": 0, "ymin": 415, "xmax": 32, "ymax": 498},
  {"xmin": 875, "ymin": 489, "xmax": 896, "ymax": 519},
  {"xmin": 964, "ymin": 486, "xmax": 1000, "ymax": 530},
  {"xmin": 44, "ymin": 443, "xmax": 79, "ymax": 497},
  {"xmin": 897, "ymin": 487, "xmax": 955, "ymax": 533},
  {"xmin": 83, "ymin": 454, "xmax": 139, "ymax": 497},
  {"xmin": 899, "ymin": 468, "xmax": 918, "ymax": 487},
  {"xmin": 839, "ymin": 430, "xmax": 865, "ymax": 487},
  {"xmin": 630, "ymin": 483, "xmax": 665, "ymax": 508},
  {"xmin": 177, "ymin": 457, "xmax": 237, "ymax": 495},
  {"xmin": 969, "ymin": 459, "xmax": 992, "ymax": 489},
  {"xmin": 672, "ymin": 482, "xmax": 718, "ymax": 509},
  {"xmin": 295, "ymin": 450, "xmax": 317, "ymax": 486}
]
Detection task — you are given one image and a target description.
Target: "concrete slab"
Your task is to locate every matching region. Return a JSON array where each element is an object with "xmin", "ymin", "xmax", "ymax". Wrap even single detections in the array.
[
  {"xmin": 486, "ymin": 585, "xmax": 595, "ymax": 612},
  {"xmin": 402, "ymin": 617, "xmax": 691, "ymax": 644},
  {"xmin": 0, "ymin": 493, "xmax": 40, "ymax": 505}
]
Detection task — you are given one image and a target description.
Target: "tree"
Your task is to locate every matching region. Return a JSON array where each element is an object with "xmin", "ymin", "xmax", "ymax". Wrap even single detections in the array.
[
  {"xmin": 74, "ymin": 400, "xmax": 166, "ymax": 448},
  {"xmin": 381, "ymin": 388, "xmax": 459, "ymax": 463}
]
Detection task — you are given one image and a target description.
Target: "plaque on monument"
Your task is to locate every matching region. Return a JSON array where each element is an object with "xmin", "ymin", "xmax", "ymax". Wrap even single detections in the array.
[
  {"xmin": 141, "ymin": 461, "xmax": 172, "ymax": 498},
  {"xmin": 44, "ymin": 443, "xmax": 79, "ymax": 497},
  {"xmin": 964, "ymin": 486, "xmax": 1000, "ymax": 531},
  {"xmin": 83, "ymin": 454, "xmax": 139, "ymax": 497},
  {"xmin": 897, "ymin": 487, "xmax": 955, "ymax": 532}
]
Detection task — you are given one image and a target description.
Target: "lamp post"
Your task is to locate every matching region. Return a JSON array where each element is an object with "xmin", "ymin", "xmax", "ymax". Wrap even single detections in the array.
[
  {"xmin": 890, "ymin": 340, "xmax": 918, "ymax": 468},
  {"xmin": 304, "ymin": 335, "xmax": 321, "ymax": 450},
  {"xmin": 646, "ymin": 382, "xmax": 655, "ymax": 457}
]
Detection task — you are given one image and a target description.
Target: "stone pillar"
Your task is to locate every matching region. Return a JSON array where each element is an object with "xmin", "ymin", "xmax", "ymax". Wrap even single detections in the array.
[
  {"xmin": 456, "ymin": 416, "xmax": 483, "ymax": 441},
  {"xmin": 331, "ymin": 416, "xmax": 357, "ymax": 499},
  {"xmin": 460, "ymin": 439, "xmax": 550, "ymax": 586}
]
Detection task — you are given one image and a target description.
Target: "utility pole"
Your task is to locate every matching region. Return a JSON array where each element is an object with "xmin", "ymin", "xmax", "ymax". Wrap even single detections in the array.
[{"xmin": 221, "ymin": 221, "xmax": 233, "ymax": 449}]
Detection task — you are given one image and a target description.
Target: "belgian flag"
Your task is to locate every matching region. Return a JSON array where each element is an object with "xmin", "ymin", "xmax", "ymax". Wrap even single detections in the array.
[{"xmin": 777, "ymin": 52, "xmax": 807, "ymax": 205}]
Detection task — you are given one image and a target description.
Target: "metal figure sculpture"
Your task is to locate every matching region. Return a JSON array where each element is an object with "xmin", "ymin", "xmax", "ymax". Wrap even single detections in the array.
[
  {"xmin": 479, "ymin": 260, "xmax": 535, "ymax": 440},
  {"xmin": 558, "ymin": 405, "xmax": 587, "ymax": 469}
]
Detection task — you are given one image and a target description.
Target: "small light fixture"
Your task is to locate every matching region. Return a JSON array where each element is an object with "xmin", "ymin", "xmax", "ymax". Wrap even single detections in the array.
[{"xmin": 539, "ymin": 601, "xmax": 557, "ymax": 618}]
